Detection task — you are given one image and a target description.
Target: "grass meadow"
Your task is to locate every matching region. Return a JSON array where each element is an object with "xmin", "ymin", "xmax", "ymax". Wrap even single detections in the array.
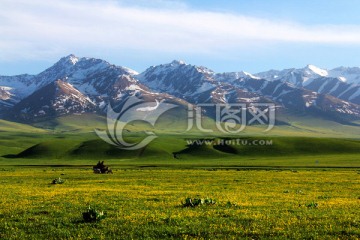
[
  {"xmin": 0, "ymin": 168, "xmax": 359, "ymax": 239},
  {"xmin": 0, "ymin": 116, "xmax": 359, "ymax": 239}
]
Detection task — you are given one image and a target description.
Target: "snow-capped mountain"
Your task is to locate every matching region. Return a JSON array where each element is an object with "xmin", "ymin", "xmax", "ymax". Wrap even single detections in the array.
[
  {"xmin": 1, "ymin": 55, "xmax": 191, "ymax": 121},
  {"xmin": 229, "ymin": 78, "xmax": 360, "ymax": 117},
  {"xmin": 137, "ymin": 60, "xmax": 217, "ymax": 102},
  {"xmin": 0, "ymin": 54, "xmax": 138, "ymax": 109},
  {"xmin": 137, "ymin": 61, "xmax": 360, "ymax": 120},
  {"xmin": 328, "ymin": 67, "xmax": 360, "ymax": 84},
  {"xmin": 10, "ymin": 80, "xmax": 96, "ymax": 121},
  {"xmin": 255, "ymin": 64, "xmax": 360, "ymax": 86},
  {"xmin": 255, "ymin": 65, "xmax": 360, "ymax": 105},
  {"xmin": 215, "ymin": 71, "xmax": 260, "ymax": 82},
  {"xmin": 1, "ymin": 55, "xmax": 360, "ymax": 123},
  {"xmin": 137, "ymin": 61, "xmax": 275, "ymax": 108},
  {"xmin": 255, "ymin": 65, "xmax": 329, "ymax": 87},
  {"xmin": 0, "ymin": 74, "xmax": 36, "ymax": 110},
  {"xmin": 304, "ymin": 77, "xmax": 360, "ymax": 105}
]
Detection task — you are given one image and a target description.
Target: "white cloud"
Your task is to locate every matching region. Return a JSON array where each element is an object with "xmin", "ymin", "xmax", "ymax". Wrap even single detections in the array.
[{"xmin": 1, "ymin": 0, "xmax": 360, "ymax": 61}]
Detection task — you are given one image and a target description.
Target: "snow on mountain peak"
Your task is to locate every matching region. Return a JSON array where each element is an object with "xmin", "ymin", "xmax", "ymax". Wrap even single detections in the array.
[
  {"xmin": 328, "ymin": 67, "xmax": 360, "ymax": 84},
  {"xmin": 240, "ymin": 71, "xmax": 260, "ymax": 79},
  {"xmin": 304, "ymin": 64, "xmax": 328, "ymax": 77},
  {"xmin": 337, "ymin": 76, "xmax": 347, "ymax": 82},
  {"xmin": 61, "ymin": 54, "xmax": 79, "ymax": 65},
  {"xmin": 171, "ymin": 60, "xmax": 186, "ymax": 66},
  {"xmin": 121, "ymin": 66, "xmax": 139, "ymax": 76},
  {"xmin": 2, "ymin": 56, "xmax": 360, "ymax": 121},
  {"xmin": 215, "ymin": 71, "xmax": 260, "ymax": 83},
  {"xmin": 69, "ymin": 55, "xmax": 79, "ymax": 65}
]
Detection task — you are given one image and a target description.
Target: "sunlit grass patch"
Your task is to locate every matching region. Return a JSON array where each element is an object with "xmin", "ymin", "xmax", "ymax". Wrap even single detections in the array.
[{"xmin": 0, "ymin": 168, "xmax": 359, "ymax": 239}]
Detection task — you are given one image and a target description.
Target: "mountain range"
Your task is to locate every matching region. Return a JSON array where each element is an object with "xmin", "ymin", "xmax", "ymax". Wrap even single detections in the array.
[{"xmin": 1, "ymin": 54, "xmax": 360, "ymax": 125}]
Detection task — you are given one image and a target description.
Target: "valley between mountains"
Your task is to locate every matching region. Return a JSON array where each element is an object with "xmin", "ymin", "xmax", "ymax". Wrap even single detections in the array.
[{"xmin": 0, "ymin": 54, "xmax": 359, "ymax": 163}]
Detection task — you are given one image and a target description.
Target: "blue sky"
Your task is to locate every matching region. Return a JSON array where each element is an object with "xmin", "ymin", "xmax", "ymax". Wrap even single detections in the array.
[
  {"xmin": 1, "ymin": 0, "xmax": 360, "ymax": 75},
  {"xmin": 186, "ymin": 0, "xmax": 360, "ymax": 25}
]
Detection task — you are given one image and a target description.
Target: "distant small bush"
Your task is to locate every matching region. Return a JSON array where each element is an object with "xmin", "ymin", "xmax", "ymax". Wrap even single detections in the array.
[
  {"xmin": 51, "ymin": 177, "xmax": 65, "ymax": 184},
  {"xmin": 82, "ymin": 206, "xmax": 106, "ymax": 223},
  {"xmin": 226, "ymin": 201, "xmax": 237, "ymax": 207},
  {"xmin": 306, "ymin": 202, "xmax": 318, "ymax": 208},
  {"xmin": 183, "ymin": 197, "xmax": 216, "ymax": 207},
  {"xmin": 0, "ymin": 168, "xmax": 15, "ymax": 172}
]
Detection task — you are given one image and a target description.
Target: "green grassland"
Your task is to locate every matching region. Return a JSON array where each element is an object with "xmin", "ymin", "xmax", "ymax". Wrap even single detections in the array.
[
  {"xmin": 0, "ymin": 112, "xmax": 359, "ymax": 167},
  {"xmin": 0, "ymin": 114, "xmax": 359, "ymax": 239},
  {"xmin": 1, "ymin": 132, "xmax": 359, "ymax": 168},
  {"xmin": 0, "ymin": 168, "xmax": 359, "ymax": 239}
]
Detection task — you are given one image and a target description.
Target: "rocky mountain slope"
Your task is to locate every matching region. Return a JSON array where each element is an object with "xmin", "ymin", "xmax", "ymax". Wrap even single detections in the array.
[
  {"xmin": 0, "ymin": 55, "xmax": 359, "ymax": 123},
  {"xmin": 138, "ymin": 61, "xmax": 360, "ymax": 121},
  {"xmin": 9, "ymin": 80, "xmax": 96, "ymax": 121},
  {"xmin": 255, "ymin": 65, "xmax": 360, "ymax": 105}
]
